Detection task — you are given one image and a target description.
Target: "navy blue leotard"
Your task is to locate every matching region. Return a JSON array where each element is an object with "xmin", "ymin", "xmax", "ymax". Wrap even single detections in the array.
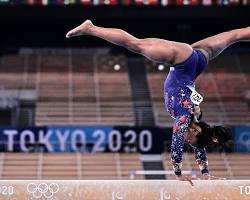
[{"xmin": 164, "ymin": 49, "xmax": 209, "ymax": 176}]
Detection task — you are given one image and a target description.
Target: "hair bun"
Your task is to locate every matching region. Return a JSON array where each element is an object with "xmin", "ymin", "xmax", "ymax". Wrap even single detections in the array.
[
  {"xmin": 196, "ymin": 121, "xmax": 213, "ymax": 148},
  {"xmin": 213, "ymin": 126, "xmax": 233, "ymax": 145}
]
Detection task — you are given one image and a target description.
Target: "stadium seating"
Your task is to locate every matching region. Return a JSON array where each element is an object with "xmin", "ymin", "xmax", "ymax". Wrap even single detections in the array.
[
  {"xmin": 0, "ymin": 52, "xmax": 135, "ymax": 126},
  {"xmin": 0, "ymin": 152, "xmax": 249, "ymax": 180},
  {"xmin": 38, "ymin": 53, "xmax": 134, "ymax": 125},
  {"xmin": 1, "ymin": 52, "xmax": 250, "ymax": 126},
  {"xmin": 0, "ymin": 55, "xmax": 29, "ymax": 89},
  {"xmin": 0, "ymin": 153, "xmax": 143, "ymax": 180}
]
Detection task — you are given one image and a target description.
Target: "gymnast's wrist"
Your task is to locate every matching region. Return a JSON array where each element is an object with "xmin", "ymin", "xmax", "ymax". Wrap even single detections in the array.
[
  {"xmin": 202, "ymin": 170, "xmax": 209, "ymax": 175},
  {"xmin": 175, "ymin": 174, "xmax": 182, "ymax": 179},
  {"xmin": 202, "ymin": 173, "xmax": 212, "ymax": 179},
  {"xmin": 174, "ymin": 171, "xmax": 182, "ymax": 176}
]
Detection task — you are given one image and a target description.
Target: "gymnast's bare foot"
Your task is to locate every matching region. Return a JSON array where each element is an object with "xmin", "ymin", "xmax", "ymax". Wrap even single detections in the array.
[{"xmin": 66, "ymin": 20, "xmax": 94, "ymax": 38}]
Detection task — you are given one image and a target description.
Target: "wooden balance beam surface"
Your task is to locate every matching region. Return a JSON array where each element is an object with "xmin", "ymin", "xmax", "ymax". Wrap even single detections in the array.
[{"xmin": 0, "ymin": 180, "xmax": 250, "ymax": 200}]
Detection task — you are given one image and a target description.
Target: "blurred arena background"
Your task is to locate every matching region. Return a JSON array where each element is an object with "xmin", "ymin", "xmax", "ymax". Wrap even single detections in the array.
[{"xmin": 0, "ymin": 0, "xmax": 249, "ymax": 182}]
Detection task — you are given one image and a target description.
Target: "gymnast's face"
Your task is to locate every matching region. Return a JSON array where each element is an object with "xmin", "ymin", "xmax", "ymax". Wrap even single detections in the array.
[{"xmin": 185, "ymin": 122, "xmax": 202, "ymax": 144}]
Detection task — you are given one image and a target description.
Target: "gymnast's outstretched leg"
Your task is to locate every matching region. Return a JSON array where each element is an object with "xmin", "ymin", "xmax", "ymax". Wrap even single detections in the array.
[
  {"xmin": 191, "ymin": 27, "xmax": 250, "ymax": 61},
  {"xmin": 66, "ymin": 20, "xmax": 193, "ymax": 65}
]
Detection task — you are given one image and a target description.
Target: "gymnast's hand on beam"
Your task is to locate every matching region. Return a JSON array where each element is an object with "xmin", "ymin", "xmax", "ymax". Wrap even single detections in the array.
[
  {"xmin": 176, "ymin": 175, "xmax": 194, "ymax": 186},
  {"xmin": 202, "ymin": 173, "xmax": 226, "ymax": 180}
]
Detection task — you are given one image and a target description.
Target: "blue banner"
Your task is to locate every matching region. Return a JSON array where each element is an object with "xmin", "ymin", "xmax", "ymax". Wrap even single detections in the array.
[
  {"xmin": 0, "ymin": 127, "xmax": 47, "ymax": 152},
  {"xmin": 0, "ymin": 126, "xmax": 168, "ymax": 153},
  {"xmin": 47, "ymin": 126, "xmax": 113, "ymax": 152},
  {"xmin": 234, "ymin": 126, "xmax": 250, "ymax": 152}
]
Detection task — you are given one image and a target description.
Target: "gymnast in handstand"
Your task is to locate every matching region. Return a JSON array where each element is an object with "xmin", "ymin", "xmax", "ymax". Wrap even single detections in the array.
[{"xmin": 66, "ymin": 20, "xmax": 249, "ymax": 185}]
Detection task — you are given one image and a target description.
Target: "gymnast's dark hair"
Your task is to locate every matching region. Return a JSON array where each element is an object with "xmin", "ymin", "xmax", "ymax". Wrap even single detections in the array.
[{"xmin": 195, "ymin": 122, "xmax": 232, "ymax": 148}]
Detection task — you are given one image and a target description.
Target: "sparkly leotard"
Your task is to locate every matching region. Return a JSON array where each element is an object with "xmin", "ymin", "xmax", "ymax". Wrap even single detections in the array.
[{"xmin": 164, "ymin": 49, "xmax": 209, "ymax": 176}]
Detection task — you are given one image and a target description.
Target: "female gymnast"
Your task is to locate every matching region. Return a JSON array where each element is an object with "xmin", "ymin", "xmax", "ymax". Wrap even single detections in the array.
[{"xmin": 66, "ymin": 20, "xmax": 249, "ymax": 185}]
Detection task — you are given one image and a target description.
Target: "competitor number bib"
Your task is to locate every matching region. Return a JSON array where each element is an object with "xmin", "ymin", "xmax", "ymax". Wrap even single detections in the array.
[{"xmin": 187, "ymin": 85, "xmax": 204, "ymax": 105}]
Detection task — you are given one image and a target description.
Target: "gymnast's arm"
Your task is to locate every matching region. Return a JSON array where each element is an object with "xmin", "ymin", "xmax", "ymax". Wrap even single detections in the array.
[
  {"xmin": 193, "ymin": 147, "xmax": 209, "ymax": 175},
  {"xmin": 171, "ymin": 115, "xmax": 194, "ymax": 185},
  {"xmin": 192, "ymin": 143, "xmax": 226, "ymax": 180}
]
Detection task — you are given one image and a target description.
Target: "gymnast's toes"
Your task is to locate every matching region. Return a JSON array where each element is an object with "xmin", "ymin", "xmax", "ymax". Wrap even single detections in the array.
[{"xmin": 66, "ymin": 19, "xmax": 94, "ymax": 38}]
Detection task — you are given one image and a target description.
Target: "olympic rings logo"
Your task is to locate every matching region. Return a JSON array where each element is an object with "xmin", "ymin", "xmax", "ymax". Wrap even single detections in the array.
[{"xmin": 27, "ymin": 183, "xmax": 59, "ymax": 199}]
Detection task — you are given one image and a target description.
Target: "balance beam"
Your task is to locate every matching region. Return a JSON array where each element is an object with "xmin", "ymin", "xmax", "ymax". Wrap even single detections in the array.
[{"xmin": 0, "ymin": 180, "xmax": 250, "ymax": 200}]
